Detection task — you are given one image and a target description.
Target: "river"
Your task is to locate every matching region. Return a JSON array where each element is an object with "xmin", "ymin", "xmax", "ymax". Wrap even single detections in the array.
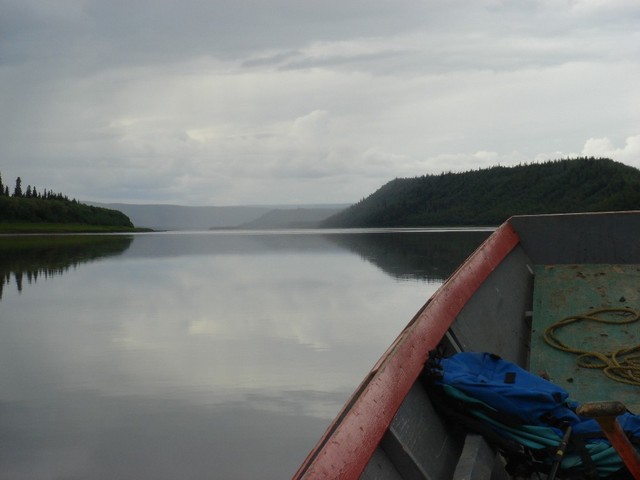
[{"xmin": 0, "ymin": 229, "xmax": 490, "ymax": 479}]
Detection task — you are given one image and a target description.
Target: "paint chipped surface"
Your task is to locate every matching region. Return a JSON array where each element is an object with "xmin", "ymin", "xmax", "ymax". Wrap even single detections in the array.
[{"xmin": 530, "ymin": 264, "xmax": 640, "ymax": 412}]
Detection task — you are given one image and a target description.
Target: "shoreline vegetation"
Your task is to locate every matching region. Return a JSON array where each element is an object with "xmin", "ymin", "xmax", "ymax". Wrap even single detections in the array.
[
  {"xmin": 322, "ymin": 157, "xmax": 640, "ymax": 228},
  {"xmin": 3, "ymin": 158, "xmax": 640, "ymax": 233},
  {"xmin": 0, "ymin": 223, "xmax": 152, "ymax": 234},
  {"xmin": 0, "ymin": 172, "xmax": 142, "ymax": 233}
]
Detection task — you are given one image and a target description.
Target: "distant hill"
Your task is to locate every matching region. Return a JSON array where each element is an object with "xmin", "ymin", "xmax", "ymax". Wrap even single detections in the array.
[
  {"xmin": 87, "ymin": 203, "xmax": 271, "ymax": 230},
  {"xmin": 88, "ymin": 202, "xmax": 350, "ymax": 230},
  {"xmin": 236, "ymin": 207, "xmax": 345, "ymax": 229},
  {"xmin": 322, "ymin": 158, "xmax": 640, "ymax": 228}
]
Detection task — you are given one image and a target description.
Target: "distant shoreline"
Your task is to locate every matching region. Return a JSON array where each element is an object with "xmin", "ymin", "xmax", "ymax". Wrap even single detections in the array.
[{"xmin": 0, "ymin": 223, "xmax": 153, "ymax": 234}]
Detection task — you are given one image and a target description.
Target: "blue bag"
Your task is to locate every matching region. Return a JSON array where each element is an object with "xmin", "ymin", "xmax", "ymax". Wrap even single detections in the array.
[
  {"xmin": 430, "ymin": 352, "xmax": 640, "ymax": 478},
  {"xmin": 436, "ymin": 352, "xmax": 581, "ymax": 426}
]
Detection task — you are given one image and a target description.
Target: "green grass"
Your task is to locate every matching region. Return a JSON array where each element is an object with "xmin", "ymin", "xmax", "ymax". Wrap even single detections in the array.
[{"xmin": 0, "ymin": 222, "xmax": 152, "ymax": 234}]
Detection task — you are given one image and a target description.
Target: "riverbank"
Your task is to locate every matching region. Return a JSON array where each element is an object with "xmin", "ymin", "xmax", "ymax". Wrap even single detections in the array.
[{"xmin": 0, "ymin": 223, "xmax": 153, "ymax": 234}]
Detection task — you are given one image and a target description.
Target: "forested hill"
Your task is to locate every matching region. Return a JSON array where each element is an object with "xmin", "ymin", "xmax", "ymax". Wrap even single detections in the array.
[
  {"xmin": 0, "ymin": 195, "xmax": 134, "ymax": 229},
  {"xmin": 322, "ymin": 158, "xmax": 640, "ymax": 228},
  {"xmin": 0, "ymin": 173, "xmax": 133, "ymax": 229}
]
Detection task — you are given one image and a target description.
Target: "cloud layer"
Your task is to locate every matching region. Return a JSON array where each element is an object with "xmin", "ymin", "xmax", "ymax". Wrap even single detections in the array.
[{"xmin": 2, "ymin": 0, "xmax": 639, "ymax": 204}]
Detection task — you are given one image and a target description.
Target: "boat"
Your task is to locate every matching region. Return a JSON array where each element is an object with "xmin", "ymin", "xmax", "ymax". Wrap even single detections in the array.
[{"xmin": 293, "ymin": 211, "xmax": 640, "ymax": 479}]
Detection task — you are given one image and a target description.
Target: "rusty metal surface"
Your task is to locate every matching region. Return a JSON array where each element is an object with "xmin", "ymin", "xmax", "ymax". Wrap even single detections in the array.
[
  {"xmin": 576, "ymin": 401, "xmax": 627, "ymax": 418},
  {"xmin": 578, "ymin": 401, "xmax": 640, "ymax": 479},
  {"xmin": 530, "ymin": 264, "xmax": 640, "ymax": 412}
]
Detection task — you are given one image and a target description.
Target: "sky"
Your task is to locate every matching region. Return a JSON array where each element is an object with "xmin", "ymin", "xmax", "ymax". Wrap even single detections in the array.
[{"xmin": 1, "ymin": 0, "xmax": 639, "ymax": 206}]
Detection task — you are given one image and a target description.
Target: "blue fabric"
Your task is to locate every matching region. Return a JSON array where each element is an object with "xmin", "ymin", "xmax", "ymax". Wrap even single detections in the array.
[
  {"xmin": 434, "ymin": 352, "xmax": 640, "ymax": 477},
  {"xmin": 437, "ymin": 352, "xmax": 581, "ymax": 425},
  {"xmin": 441, "ymin": 384, "xmax": 625, "ymax": 476}
]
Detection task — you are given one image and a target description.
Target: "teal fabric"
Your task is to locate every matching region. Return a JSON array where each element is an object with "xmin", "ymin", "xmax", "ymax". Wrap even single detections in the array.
[{"xmin": 443, "ymin": 384, "xmax": 625, "ymax": 476}]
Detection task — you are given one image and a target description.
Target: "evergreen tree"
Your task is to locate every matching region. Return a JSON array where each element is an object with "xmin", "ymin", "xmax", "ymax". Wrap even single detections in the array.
[
  {"xmin": 323, "ymin": 158, "xmax": 640, "ymax": 228},
  {"xmin": 13, "ymin": 177, "xmax": 22, "ymax": 197},
  {"xmin": 0, "ymin": 171, "xmax": 4, "ymax": 196}
]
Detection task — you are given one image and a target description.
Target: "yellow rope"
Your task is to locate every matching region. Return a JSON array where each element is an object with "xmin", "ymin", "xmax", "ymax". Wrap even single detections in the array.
[{"xmin": 543, "ymin": 307, "xmax": 640, "ymax": 386}]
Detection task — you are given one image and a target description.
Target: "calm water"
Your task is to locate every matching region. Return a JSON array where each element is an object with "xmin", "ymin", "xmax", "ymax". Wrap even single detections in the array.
[{"xmin": 0, "ymin": 229, "xmax": 490, "ymax": 479}]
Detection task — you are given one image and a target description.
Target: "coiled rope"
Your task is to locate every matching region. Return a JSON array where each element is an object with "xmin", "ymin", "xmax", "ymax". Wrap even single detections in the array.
[{"xmin": 543, "ymin": 307, "xmax": 640, "ymax": 386}]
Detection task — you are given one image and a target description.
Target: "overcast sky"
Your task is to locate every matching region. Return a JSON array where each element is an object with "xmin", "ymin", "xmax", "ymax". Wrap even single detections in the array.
[{"xmin": 2, "ymin": 0, "xmax": 639, "ymax": 205}]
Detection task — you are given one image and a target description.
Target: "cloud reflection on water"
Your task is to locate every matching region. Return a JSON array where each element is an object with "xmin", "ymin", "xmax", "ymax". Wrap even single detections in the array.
[{"xmin": 0, "ymin": 230, "xmax": 487, "ymax": 479}]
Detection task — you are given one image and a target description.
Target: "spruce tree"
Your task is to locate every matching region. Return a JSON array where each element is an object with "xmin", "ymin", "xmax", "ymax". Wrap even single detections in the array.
[{"xmin": 14, "ymin": 177, "xmax": 22, "ymax": 197}]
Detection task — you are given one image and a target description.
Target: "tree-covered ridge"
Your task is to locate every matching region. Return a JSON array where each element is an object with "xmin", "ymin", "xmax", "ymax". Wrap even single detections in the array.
[
  {"xmin": 0, "ymin": 172, "xmax": 133, "ymax": 228},
  {"xmin": 323, "ymin": 158, "xmax": 640, "ymax": 228}
]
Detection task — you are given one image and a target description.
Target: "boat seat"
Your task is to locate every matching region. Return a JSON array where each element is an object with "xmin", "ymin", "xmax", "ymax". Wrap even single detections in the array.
[{"xmin": 453, "ymin": 434, "xmax": 509, "ymax": 480}]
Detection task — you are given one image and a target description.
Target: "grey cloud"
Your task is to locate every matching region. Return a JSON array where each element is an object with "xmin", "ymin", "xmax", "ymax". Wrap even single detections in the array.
[
  {"xmin": 4, "ymin": 0, "xmax": 639, "ymax": 72},
  {"xmin": 0, "ymin": 1, "xmax": 530, "ymax": 71},
  {"xmin": 24, "ymin": 0, "xmax": 440, "ymax": 69},
  {"xmin": 1, "ymin": 0, "xmax": 639, "ymax": 205}
]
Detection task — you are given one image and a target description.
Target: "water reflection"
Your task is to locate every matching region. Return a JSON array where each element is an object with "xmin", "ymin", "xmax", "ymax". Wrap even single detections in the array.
[
  {"xmin": 0, "ymin": 235, "xmax": 133, "ymax": 298},
  {"xmin": 326, "ymin": 230, "xmax": 491, "ymax": 281},
  {"xmin": 0, "ymin": 230, "xmax": 487, "ymax": 479},
  {"xmin": 118, "ymin": 229, "xmax": 491, "ymax": 282}
]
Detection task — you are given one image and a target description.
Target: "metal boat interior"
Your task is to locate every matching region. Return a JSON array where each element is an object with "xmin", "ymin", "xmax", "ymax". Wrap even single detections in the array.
[{"xmin": 293, "ymin": 211, "xmax": 640, "ymax": 480}]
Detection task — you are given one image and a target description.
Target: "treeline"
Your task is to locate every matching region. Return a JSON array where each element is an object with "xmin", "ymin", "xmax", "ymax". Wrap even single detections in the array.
[
  {"xmin": 0, "ymin": 171, "xmax": 133, "ymax": 227},
  {"xmin": 0, "ymin": 174, "xmax": 72, "ymax": 202},
  {"xmin": 322, "ymin": 158, "xmax": 640, "ymax": 227}
]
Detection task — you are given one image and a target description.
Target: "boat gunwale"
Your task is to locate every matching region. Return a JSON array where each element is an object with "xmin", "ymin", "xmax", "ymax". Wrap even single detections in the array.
[{"xmin": 293, "ymin": 221, "xmax": 521, "ymax": 479}]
